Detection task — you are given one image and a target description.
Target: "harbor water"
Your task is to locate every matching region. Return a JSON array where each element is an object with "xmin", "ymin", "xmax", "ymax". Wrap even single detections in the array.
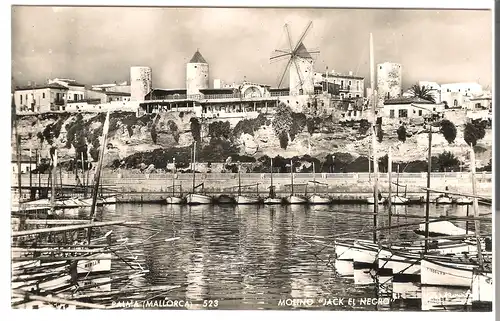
[{"xmin": 95, "ymin": 203, "xmax": 491, "ymax": 310}]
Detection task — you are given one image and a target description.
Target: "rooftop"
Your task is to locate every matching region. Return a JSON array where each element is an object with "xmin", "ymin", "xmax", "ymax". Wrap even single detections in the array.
[
  {"xmin": 384, "ymin": 97, "xmax": 435, "ymax": 105},
  {"xmin": 295, "ymin": 43, "xmax": 312, "ymax": 59},
  {"xmin": 15, "ymin": 83, "xmax": 68, "ymax": 91},
  {"xmin": 189, "ymin": 50, "xmax": 208, "ymax": 64}
]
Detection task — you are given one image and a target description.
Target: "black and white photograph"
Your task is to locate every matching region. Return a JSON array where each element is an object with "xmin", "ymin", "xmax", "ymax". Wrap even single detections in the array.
[{"xmin": 9, "ymin": 3, "xmax": 494, "ymax": 313}]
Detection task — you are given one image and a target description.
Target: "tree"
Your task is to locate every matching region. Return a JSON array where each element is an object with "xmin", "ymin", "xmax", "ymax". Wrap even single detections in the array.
[
  {"xmin": 407, "ymin": 83, "xmax": 436, "ymax": 103},
  {"xmin": 272, "ymin": 102, "xmax": 293, "ymax": 149},
  {"xmin": 439, "ymin": 119, "xmax": 457, "ymax": 144},
  {"xmin": 397, "ymin": 125, "xmax": 407, "ymax": 142},
  {"xmin": 190, "ymin": 118, "xmax": 201, "ymax": 142},
  {"xmin": 435, "ymin": 151, "xmax": 460, "ymax": 172},
  {"xmin": 464, "ymin": 120, "xmax": 486, "ymax": 146}
]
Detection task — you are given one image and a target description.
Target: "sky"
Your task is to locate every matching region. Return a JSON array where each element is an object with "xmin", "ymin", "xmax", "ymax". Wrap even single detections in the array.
[{"xmin": 11, "ymin": 6, "xmax": 493, "ymax": 91}]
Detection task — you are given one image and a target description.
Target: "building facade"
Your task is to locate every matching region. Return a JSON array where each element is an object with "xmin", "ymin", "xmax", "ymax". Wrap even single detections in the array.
[
  {"xmin": 186, "ymin": 50, "xmax": 209, "ymax": 98},
  {"xmin": 48, "ymin": 78, "xmax": 86, "ymax": 102},
  {"xmin": 377, "ymin": 62, "xmax": 402, "ymax": 107},
  {"xmin": 14, "ymin": 84, "xmax": 68, "ymax": 113},
  {"xmin": 383, "ymin": 97, "xmax": 444, "ymax": 119},
  {"xmin": 440, "ymin": 82, "xmax": 483, "ymax": 108},
  {"xmin": 315, "ymin": 70, "xmax": 365, "ymax": 99},
  {"xmin": 130, "ymin": 66, "xmax": 152, "ymax": 101}
]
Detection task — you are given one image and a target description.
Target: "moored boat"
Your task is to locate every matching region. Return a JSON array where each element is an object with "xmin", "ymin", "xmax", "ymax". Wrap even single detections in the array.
[
  {"xmin": 186, "ymin": 193, "xmax": 212, "ymax": 205},
  {"xmin": 471, "ymin": 269, "xmax": 492, "ymax": 309},
  {"xmin": 421, "ymin": 258, "xmax": 475, "ymax": 287},
  {"xmin": 216, "ymin": 194, "xmax": 235, "ymax": 204},
  {"xmin": 263, "ymin": 197, "xmax": 282, "ymax": 205},
  {"xmin": 165, "ymin": 196, "xmax": 183, "ymax": 204},
  {"xmin": 236, "ymin": 195, "xmax": 260, "ymax": 205},
  {"xmin": 285, "ymin": 195, "xmax": 308, "ymax": 204},
  {"xmin": 455, "ymin": 197, "xmax": 473, "ymax": 205},
  {"xmin": 308, "ymin": 194, "xmax": 331, "ymax": 204},
  {"xmin": 389, "ymin": 195, "xmax": 409, "ymax": 205},
  {"xmin": 436, "ymin": 195, "xmax": 453, "ymax": 204}
]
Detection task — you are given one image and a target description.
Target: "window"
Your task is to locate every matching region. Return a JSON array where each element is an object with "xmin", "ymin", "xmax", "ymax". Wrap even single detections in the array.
[
  {"xmin": 42, "ymin": 93, "xmax": 45, "ymax": 99},
  {"xmin": 433, "ymin": 108, "xmax": 436, "ymax": 111},
  {"xmin": 413, "ymin": 110, "xmax": 416, "ymax": 114},
  {"xmin": 353, "ymin": 110, "xmax": 357, "ymax": 116},
  {"xmin": 356, "ymin": 95, "xmax": 360, "ymax": 98},
  {"xmin": 419, "ymin": 110, "xmax": 422, "ymax": 116},
  {"xmin": 389, "ymin": 110, "xmax": 395, "ymax": 118},
  {"xmin": 20, "ymin": 95, "xmax": 22, "ymax": 104},
  {"xmin": 348, "ymin": 93, "xmax": 352, "ymax": 98},
  {"xmin": 454, "ymin": 99, "xmax": 458, "ymax": 107},
  {"xmin": 380, "ymin": 66, "xmax": 382, "ymax": 69},
  {"xmin": 348, "ymin": 80, "xmax": 352, "ymax": 86},
  {"xmin": 398, "ymin": 109, "xmax": 408, "ymax": 118}
]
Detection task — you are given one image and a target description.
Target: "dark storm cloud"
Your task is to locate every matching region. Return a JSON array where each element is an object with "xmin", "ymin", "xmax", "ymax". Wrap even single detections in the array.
[{"xmin": 12, "ymin": 7, "xmax": 492, "ymax": 90}]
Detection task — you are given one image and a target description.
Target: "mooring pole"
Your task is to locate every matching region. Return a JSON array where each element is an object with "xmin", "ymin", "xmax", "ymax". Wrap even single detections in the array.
[{"xmin": 424, "ymin": 123, "xmax": 432, "ymax": 254}]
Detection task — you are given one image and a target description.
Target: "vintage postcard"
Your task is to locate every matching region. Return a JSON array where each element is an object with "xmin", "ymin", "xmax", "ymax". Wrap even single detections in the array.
[{"xmin": 10, "ymin": 3, "xmax": 493, "ymax": 314}]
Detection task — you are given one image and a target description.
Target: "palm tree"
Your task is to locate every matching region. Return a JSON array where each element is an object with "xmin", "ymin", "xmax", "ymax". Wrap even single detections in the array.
[{"xmin": 407, "ymin": 83, "xmax": 436, "ymax": 103}]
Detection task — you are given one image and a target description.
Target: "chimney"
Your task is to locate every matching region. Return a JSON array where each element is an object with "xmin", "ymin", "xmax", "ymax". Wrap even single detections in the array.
[{"xmin": 349, "ymin": 71, "xmax": 353, "ymax": 76}]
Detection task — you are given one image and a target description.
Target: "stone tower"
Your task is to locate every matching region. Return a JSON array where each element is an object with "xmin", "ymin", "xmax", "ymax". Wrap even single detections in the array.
[
  {"xmin": 289, "ymin": 43, "xmax": 315, "ymax": 96},
  {"xmin": 130, "ymin": 66, "xmax": 152, "ymax": 101},
  {"xmin": 186, "ymin": 50, "xmax": 209, "ymax": 97},
  {"xmin": 377, "ymin": 62, "xmax": 402, "ymax": 106}
]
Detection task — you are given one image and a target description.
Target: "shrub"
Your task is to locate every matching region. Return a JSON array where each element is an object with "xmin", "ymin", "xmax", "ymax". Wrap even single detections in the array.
[
  {"xmin": 278, "ymin": 132, "xmax": 289, "ymax": 149},
  {"xmin": 464, "ymin": 120, "xmax": 486, "ymax": 146},
  {"xmin": 358, "ymin": 119, "xmax": 371, "ymax": 135},
  {"xmin": 397, "ymin": 125, "xmax": 407, "ymax": 142},
  {"xmin": 190, "ymin": 118, "xmax": 201, "ymax": 142},
  {"xmin": 208, "ymin": 121, "xmax": 231, "ymax": 140},
  {"xmin": 290, "ymin": 112, "xmax": 307, "ymax": 141},
  {"xmin": 435, "ymin": 151, "xmax": 460, "ymax": 172},
  {"xmin": 439, "ymin": 119, "xmax": 457, "ymax": 144}
]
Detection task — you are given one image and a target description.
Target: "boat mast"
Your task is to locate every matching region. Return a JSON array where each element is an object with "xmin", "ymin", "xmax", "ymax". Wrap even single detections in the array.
[
  {"xmin": 192, "ymin": 141, "xmax": 196, "ymax": 192},
  {"xmin": 172, "ymin": 157, "xmax": 176, "ymax": 197},
  {"xmin": 313, "ymin": 162, "xmax": 317, "ymax": 194},
  {"xmin": 388, "ymin": 146, "xmax": 392, "ymax": 222},
  {"xmin": 81, "ymin": 153, "xmax": 86, "ymax": 197},
  {"xmin": 238, "ymin": 162, "xmax": 242, "ymax": 196},
  {"xmin": 50, "ymin": 149, "xmax": 57, "ymax": 214},
  {"xmin": 470, "ymin": 144, "xmax": 484, "ymax": 269},
  {"xmin": 29, "ymin": 149, "xmax": 32, "ymax": 200},
  {"xmin": 424, "ymin": 122, "xmax": 432, "ymax": 253},
  {"xmin": 396, "ymin": 164, "xmax": 400, "ymax": 196},
  {"xmin": 90, "ymin": 111, "xmax": 110, "ymax": 220},
  {"xmin": 370, "ymin": 32, "xmax": 379, "ymax": 243},
  {"xmin": 290, "ymin": 159, "xmax": 294, "ymax": 196}
]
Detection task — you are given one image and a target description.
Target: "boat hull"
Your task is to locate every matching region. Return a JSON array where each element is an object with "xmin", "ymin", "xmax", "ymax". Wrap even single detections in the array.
[
  {"xmin": 186, "ymin": 194, "xmax": 212, "ymax": 205},
  {"xmin": 421, "ymin": 259, "xmax": 474, "ymax": 287},
  {"xmin": 285, "ymin": 195, "xmax": 308, "ymax": 204},
  {"xmin": 472, "ymin": 271, "xmax": 493, "ymax": 304},
  {"xmin": 308, "ymin": 195, "xmax": 331, "ymax": 204},
  {"xmin": 165, "ymin": 196, "xmax": 183, "ymax": 204},
  {"xmin": 236, "ymin": 195, "xmax": 260, "ymax": 204},
  {"xmin": 390, "ymin": 195, "xmax": 409, "ymax": 205},
  {"xmin": 366, "ymin": 197, "xmax": 385, "ymax": 204},
  {"xmin": 263, "ymin": 198, "xmax": 282, "ymax": 205},
  {"xmin": 436, "ymin": 196, "xmax": 453, "ymax": 204}
]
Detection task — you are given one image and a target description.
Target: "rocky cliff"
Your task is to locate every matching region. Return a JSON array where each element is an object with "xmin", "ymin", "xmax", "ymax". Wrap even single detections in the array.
[{"xmin": 13, "ymin": 108, "xmax": 492, "ymax": 171}]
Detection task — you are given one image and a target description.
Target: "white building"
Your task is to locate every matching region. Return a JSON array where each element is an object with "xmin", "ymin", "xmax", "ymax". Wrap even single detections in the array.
[
  {"xmin": 130, "ymin": 66, "xmax": 152, "ymax": 101},
  {"xmin": 48, "ymin": 78, "xmax": 86, "ymax": 102},
  {"xmin": 92, "ymin": 81, "xmax": 131, "ymax": 93},
  {"xmin": 377, "ymin": 62, "xmax": 402, "ymax": 107},
  {"xmin": 14, "ymin": 83, "xmax": 68, "ymax": 113},
  {"xmin": 383, "ymin": 97, "xmax": 445, "ymax": 119},
  {"xmin": 440, "ymin": 82, "xmax": 483, "ymax": 108},
  {"xmin": 186, "ymin": 50, "xmax": 209, "ymax": 98}
]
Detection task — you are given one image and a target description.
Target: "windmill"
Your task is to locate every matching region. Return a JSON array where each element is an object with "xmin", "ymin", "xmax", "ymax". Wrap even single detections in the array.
[{"xmin": 270, "ymin": 21, "xmax": 320, "ymax": 96}]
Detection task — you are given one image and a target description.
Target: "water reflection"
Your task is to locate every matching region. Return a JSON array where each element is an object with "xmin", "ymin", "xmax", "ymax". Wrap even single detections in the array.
[{"xmin": 102, "ymin": 203, "xmax": 491, "ymax": 310}]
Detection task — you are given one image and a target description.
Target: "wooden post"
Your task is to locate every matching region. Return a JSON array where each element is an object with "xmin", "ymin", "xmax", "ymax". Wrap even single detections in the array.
[
  {"xmin": 424, "ymin": 123, "xmax": 432, "ymax": 253},
  {"xmin": 29, "ymin": 149, "xmax": 33, "ymax": 200},
  {"xmin": 51, "ymin": 150, "xmax": 57, "ymax": 214},
  {"xmin": 388, "ymin": 146, "xmax": 392, "ymax": 225},
  {"xmin": 192, "ymin": 141, "xmax": 197, "ymax": 192},
  {"xmin": 470, "ymin": 144, "xmax": 484, "ymax": 269},
  {"xmin": 370, "ymin": 32, "xmax": 379, "ymax": 244}
]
